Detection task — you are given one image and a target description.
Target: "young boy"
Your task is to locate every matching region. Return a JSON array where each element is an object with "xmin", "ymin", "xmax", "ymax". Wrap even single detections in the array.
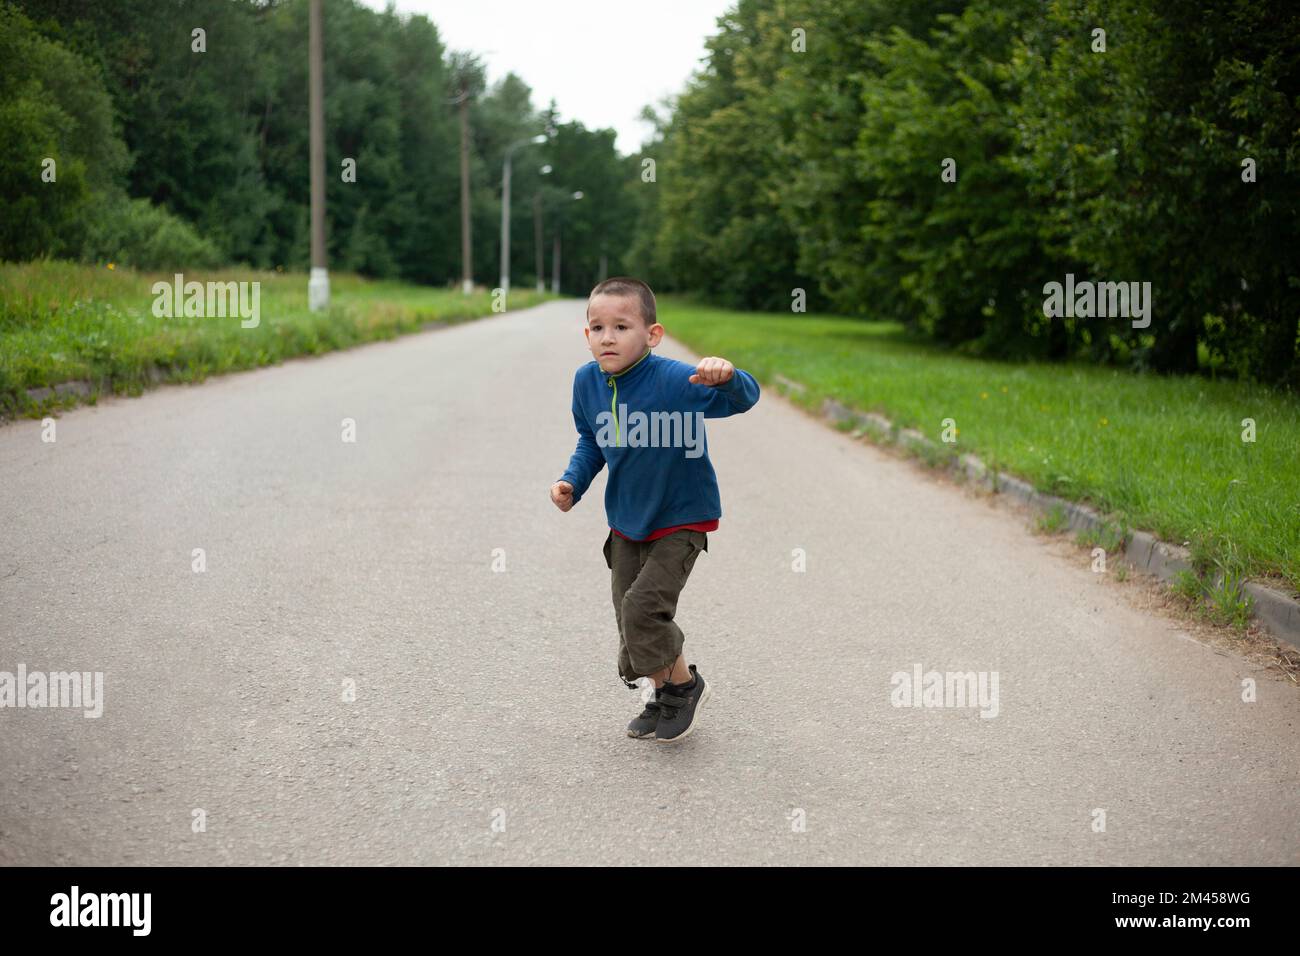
[{"xmin": 550, "ymin": 277, "xmax": 760, "ymax": 743}]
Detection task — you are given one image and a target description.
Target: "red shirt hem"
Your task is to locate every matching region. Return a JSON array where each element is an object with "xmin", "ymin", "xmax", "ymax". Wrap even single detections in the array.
[{"xmin": 611, "ymin": 519, "xmax": 718, "ymax": 543}]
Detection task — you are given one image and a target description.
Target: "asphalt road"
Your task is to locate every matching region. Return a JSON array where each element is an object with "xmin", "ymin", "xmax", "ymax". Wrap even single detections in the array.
[{"xmin": 1, "ymin": 298, "xmax": 1297, "ymax": 865}]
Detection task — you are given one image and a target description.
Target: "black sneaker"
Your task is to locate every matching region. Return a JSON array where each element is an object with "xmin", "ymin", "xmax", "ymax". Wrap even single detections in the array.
[
  {"xmin": 626, "ymin": 686, "xmax": 661, "ymax": 738},
  {"xmin": 655, "ymin": 665, "xmax": 710, "ymax": 743}
]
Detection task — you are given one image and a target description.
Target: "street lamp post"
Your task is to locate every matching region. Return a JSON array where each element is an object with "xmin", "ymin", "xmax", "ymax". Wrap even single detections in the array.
[
  {"xmin": 499, "ymin": 134, "xmax": 547, "ymax": 295},
  {"xmin": 534, "ymin": 164, "xmax": 551, "ymax": 293},
  {"xmin": 455, "ymin": 87, "xmax": 473, "ymax": 295},
  {"xmin": 551, "ymin": 191, "xmax": 583, "ymax": 295},
  {"xmin": 307, "ymin": 0, "xmax": 328, "ymax": 312},
  {"xmin": 534, "ymin": 193, "xmax": 544, "ymax": 293}
]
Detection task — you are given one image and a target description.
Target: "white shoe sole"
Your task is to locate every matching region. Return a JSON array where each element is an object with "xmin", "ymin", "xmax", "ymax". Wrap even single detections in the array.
[{"xmin": 656, "ymin": 682, "xmax": 710, "ymax": 744}]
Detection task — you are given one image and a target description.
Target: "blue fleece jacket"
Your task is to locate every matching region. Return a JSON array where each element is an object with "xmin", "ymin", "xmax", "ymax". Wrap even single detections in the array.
[{"xmin": 558, "ymin": 349, "xmax": 760, "ymax": 540}]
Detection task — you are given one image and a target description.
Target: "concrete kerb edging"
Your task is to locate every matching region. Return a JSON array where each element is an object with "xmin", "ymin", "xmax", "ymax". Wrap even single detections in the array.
[
  {"xmin": 774, "ymin": 379, "xmax": 1300, "ymax": 651},
  {"xmin": 24, "ymin": 380, "xmax": 94, "ymax": 403}
]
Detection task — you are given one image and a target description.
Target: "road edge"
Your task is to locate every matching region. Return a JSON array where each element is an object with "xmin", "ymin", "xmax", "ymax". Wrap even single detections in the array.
[{"xmin": 770, "ymin": 373, "xmax": 1300, "ymax": 652}]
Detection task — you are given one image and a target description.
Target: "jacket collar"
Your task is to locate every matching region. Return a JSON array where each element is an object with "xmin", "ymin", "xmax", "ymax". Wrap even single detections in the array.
[{"xmin": 602, "ymin": 348, "xmax": 654, "ymax": 384}]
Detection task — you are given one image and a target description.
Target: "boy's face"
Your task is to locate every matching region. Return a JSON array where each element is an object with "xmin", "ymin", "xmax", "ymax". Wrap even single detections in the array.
[{"xmin": 585, "ymin": 292, "xmax": 663, "ymax": 374}]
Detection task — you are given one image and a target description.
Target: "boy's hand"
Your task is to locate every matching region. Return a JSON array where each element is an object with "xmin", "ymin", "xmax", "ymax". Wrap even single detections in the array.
[
  {"xmin": 689, "ymin": 356, "xmax": 734, "ymax": 386},
  {"xmin": 551, "ymin": 480, "xmax": 575, "ymax": 512}
]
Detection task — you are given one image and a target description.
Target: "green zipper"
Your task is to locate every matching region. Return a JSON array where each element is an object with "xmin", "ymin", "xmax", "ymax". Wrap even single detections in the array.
[{"xmin": 605, "ymin": 349, "xmax": 651, "ymax": 447}]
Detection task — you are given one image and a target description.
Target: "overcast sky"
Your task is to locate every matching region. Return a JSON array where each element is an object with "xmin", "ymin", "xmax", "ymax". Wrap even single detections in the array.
[{"xmin": 356, "ymin": 0, "xmax": 735, "ymax": 155}]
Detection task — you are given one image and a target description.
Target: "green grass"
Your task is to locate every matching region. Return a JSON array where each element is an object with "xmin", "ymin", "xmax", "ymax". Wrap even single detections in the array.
[
  {"xmin": 1171, "ymin": 567, "xmax": 1254, "ymax": 631},
  {"xmin": 658, "ymin": 298, "xmax": 1300, "ymax": 595},
  {"xmin": 1076, "ymin": 518, "xmax": 1128, "ymax": 553},
  {"xmin": 0, "ymin": 260, "xmax": 551, "ymax": 417},
  {"xmin": 1035, "ymin": 504, "xmax": 1069, "ymax": 535}
]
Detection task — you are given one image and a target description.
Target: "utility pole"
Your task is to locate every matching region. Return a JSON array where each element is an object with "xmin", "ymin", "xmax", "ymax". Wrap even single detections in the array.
[
  {"xmin": 551, "ymin": 228, "xmax": 561, "ymax": 295},
  {"xmin": 534, "ymin": 163, "xmax": 552, "ymax": 293},
  {"xmin": 533, "ymin": 192, "xmax": 544, "ymax": 293},
  {"xmin": 499, "ymin": 134, "xmax": 546, "ymax": 295},
  {"xmin": 456, "ymin": 88, "xmax": 472, "ymax": 294},
  {"xmin": 551, "ymin": 190, "xmax": 583, "ymax": 295},
  {"xmin": 307, "ymin": 0, "xmax": 328, "ymax": 311},
  {"xmin": 446, "ymin": 55, "xmax": 483, "ymax": 295}
]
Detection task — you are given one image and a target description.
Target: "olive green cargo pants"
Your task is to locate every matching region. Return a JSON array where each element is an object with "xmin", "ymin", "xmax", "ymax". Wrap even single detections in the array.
[{"xmin": 603, "ymin": 528, "xmax": 708, "ymax": 686}]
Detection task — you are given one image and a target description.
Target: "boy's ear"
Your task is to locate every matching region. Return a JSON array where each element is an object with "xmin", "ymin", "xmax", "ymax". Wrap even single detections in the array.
[{"xmin": 648, "ymin": 322, "xmax": 665, "ymax": 346}]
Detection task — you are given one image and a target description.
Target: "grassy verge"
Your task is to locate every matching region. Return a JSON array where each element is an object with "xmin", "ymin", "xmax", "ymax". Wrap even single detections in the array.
[
  {"xmin": 0, "ymin": 261, "xmax": 551, "ymax": 417},
  {"xmin": 659, "ymin": 298, "xmax": 1300, "ymax": 596}
]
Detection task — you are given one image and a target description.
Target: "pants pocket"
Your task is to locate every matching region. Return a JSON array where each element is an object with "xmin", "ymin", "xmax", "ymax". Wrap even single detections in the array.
[
  {"xmin": 602, "ymin": 529, "xmax": 613, "ymax": 570},
  {"xmin": 680, "ymin": 531, "xmax": 706, "ymax": 579}
]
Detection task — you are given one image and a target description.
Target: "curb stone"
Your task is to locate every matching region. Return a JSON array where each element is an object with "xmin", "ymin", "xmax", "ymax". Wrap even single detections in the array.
[
  {"xmin": 770, "ymin": 376, "xmax": 1300, "ymax": 651},
  {"xmin": 25, "ymin": 380, "xmax": 93, "ymax": 402}
]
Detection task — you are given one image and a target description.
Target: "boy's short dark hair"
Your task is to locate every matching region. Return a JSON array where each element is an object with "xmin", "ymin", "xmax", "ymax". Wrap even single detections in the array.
[{"xmin": 588, "ymin": 276, "xmax": 657, "ymax": 328}]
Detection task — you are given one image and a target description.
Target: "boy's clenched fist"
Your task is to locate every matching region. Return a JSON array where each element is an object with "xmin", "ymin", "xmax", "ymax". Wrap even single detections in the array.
[
  {"xmin": 688, "ymin": 356, "xmax": 734, "ymax": 386},
  {"xmin": 551, "ymin": 480, "xmax": 574, "ymax": 512}
]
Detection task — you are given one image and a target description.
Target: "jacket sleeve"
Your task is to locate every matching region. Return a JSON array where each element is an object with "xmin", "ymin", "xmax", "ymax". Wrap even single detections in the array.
[
  {"xmin": 678, "ymin": 364, "xmax": 761, "ymax": 418},
  {"xmin": 558, "ymin": 378, "xmax": 605, "ymax": 505}
]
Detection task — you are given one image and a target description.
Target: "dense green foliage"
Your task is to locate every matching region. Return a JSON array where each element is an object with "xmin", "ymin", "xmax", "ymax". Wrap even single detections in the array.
[
  {"xmin": 628, "ymin": 0, "xmax": 1300, "ymax": 386},
  {"xmin": 3, "ymin": 0, "xmax": 637, "ymax": 291},
  {"xmin": 6, "ymin": 0, "xmax": 1298, "ymax": 384}
]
